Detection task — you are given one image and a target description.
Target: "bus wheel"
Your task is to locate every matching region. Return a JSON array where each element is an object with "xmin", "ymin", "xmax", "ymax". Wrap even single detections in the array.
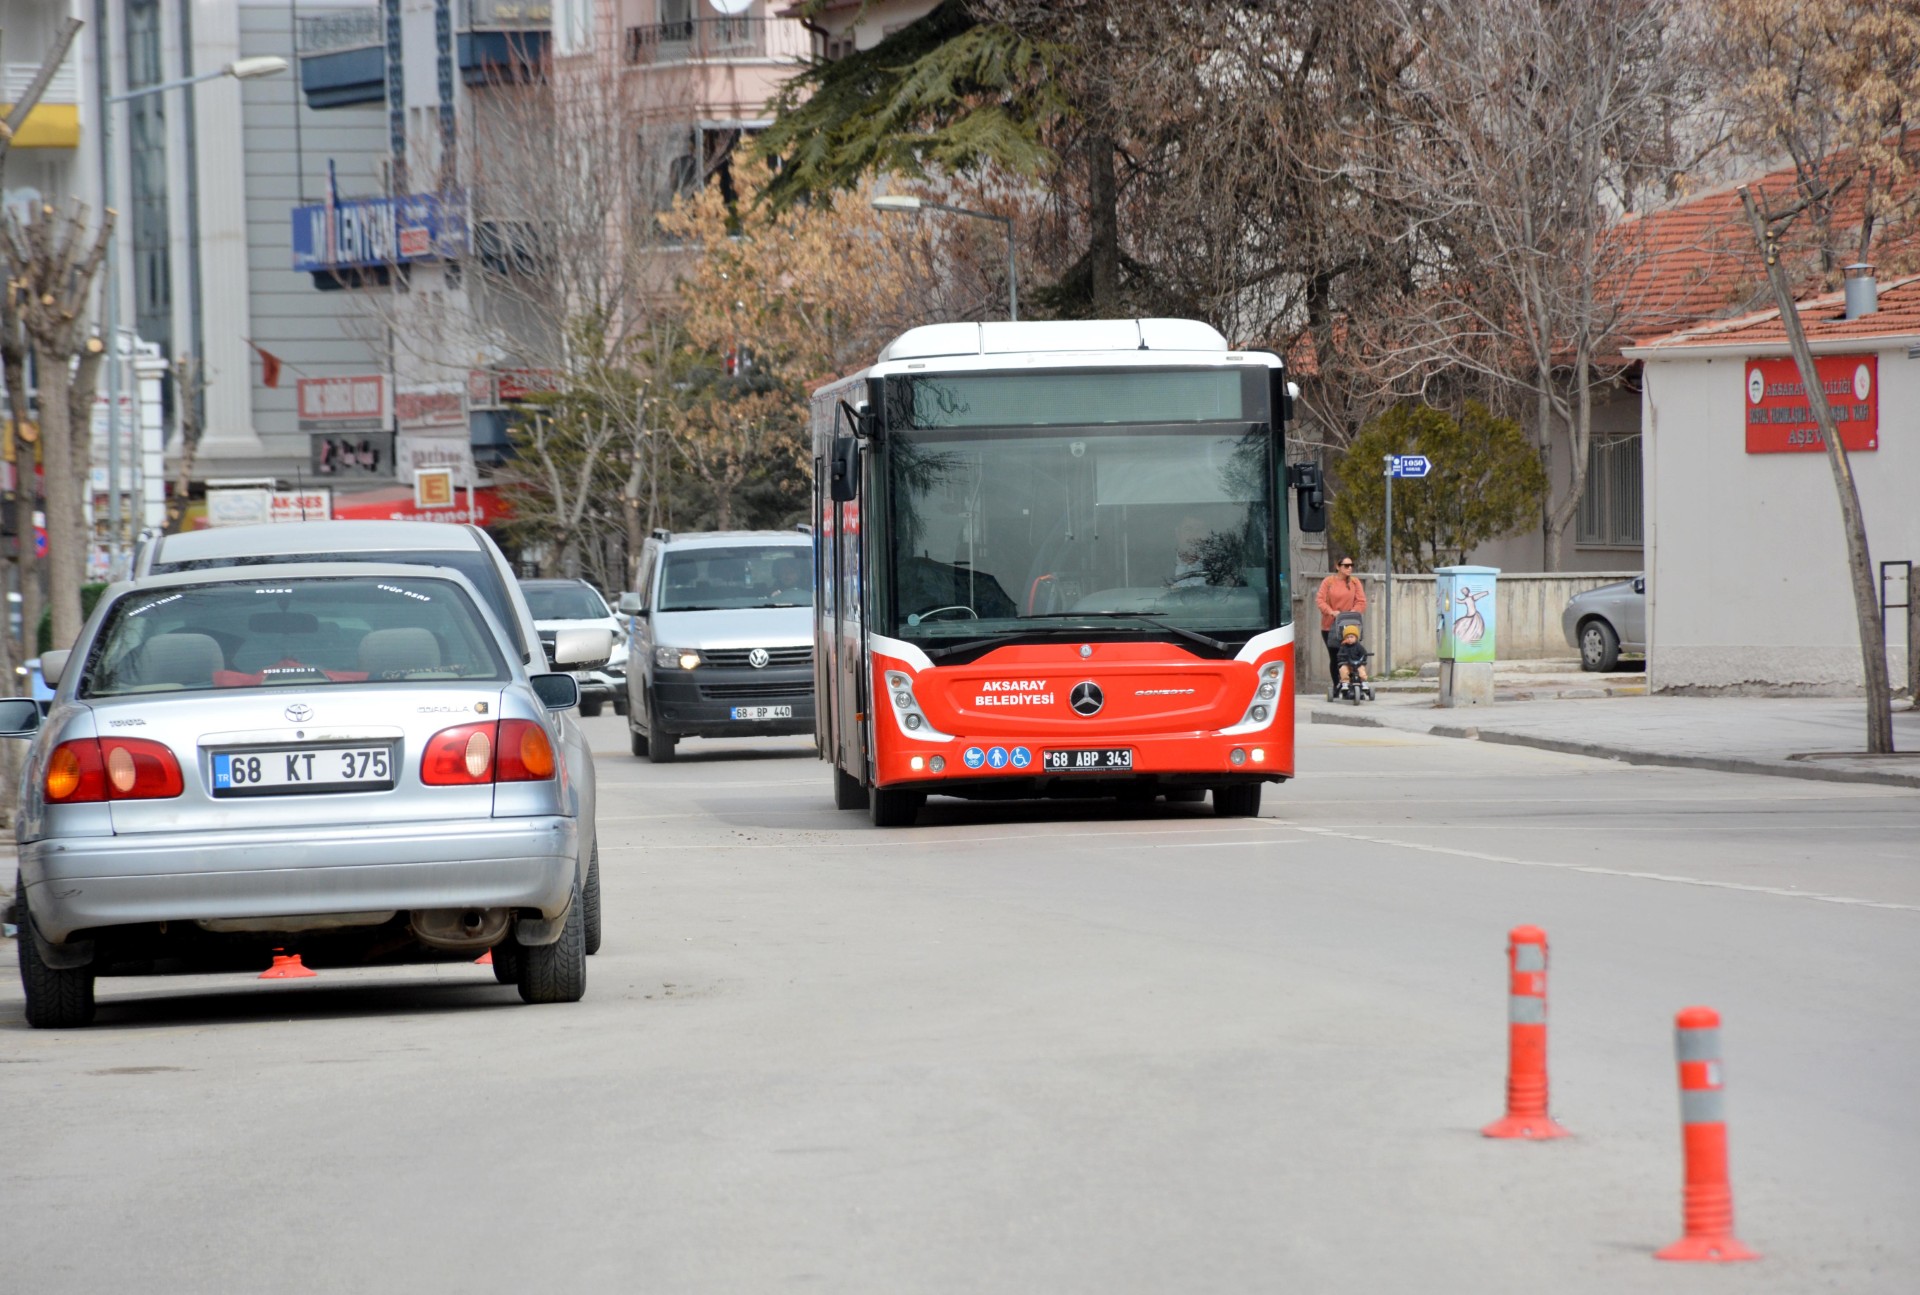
[
  {"xmin": 833, "ymin": 764, "xmax": 870, "ymax": 811},
  {"xmin": 869, "ymin": 787, "xmax": 923, "ymax": 828},
  {"xmin": 1213, "ymin": 785, "xmax": 1262, "ymax": 818}
]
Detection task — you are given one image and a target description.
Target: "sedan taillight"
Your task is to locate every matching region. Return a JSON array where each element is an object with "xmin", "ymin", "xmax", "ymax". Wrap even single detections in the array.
[
  {"xmin": 421, "ymin": 721, "xmax": 557, "ymax": 786},
  {"xmin": 46, "ymin": 738, "xmax": 184, "ymax": 803}
]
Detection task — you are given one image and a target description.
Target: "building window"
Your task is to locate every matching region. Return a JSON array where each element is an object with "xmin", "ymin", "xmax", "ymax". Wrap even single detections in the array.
[
  {"xmin": 127, "ymin": 0, "xmax": 172, "ymax": 353},
  {"xmin": 1578, "ymin": 433, "xmax": 1642, "ymax": 547}
]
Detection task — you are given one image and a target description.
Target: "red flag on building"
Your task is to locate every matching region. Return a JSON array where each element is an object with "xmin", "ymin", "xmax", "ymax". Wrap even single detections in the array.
[{"xmin": 247, "ymin": 340, "xmax": 284, "ymax": 388}]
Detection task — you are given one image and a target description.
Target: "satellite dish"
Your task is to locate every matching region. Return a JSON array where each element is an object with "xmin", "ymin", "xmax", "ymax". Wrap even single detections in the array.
[{"xmin": 709, "ymin": 0, "xmax": 754, "ymax": 13}]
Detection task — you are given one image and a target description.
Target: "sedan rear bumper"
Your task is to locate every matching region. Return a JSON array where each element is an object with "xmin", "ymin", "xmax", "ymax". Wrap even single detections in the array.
[{"xmin": 19, "ymin": 816, "xmax": 578, "ymax": 944}]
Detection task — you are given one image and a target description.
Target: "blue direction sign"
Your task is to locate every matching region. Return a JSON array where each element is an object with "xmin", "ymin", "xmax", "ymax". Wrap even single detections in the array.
[{"xmin": 1388, "ymin": 455, "xmax": 1432, "ymax": 479}]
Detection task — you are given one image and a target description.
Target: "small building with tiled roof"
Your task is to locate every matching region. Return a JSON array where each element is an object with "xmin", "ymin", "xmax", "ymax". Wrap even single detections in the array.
[{"xmin": 1623, "ymin": 273, "xmax": 1920, "ymax": 693}]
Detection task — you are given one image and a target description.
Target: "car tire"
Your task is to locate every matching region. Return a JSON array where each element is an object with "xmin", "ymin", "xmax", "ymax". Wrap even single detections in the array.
[
  {"xmin": 1580, "ymin": 619, "xmax": 1621, "ymax": 672},
  {"xmin": 582, "ymin": 845, "xmax": 603, "ymax": 956},
  {"xmin": 490, "ymin": 938, "xmax": 521, "ymax": 985},
  {"xmin": 1213, "ymin": 784, "xmax": 1262, "ymax": 818},
  {"xmin": 833, "ymin": 763, "xmax": 869, "ymax": 811},
  {"xmin": 649, "ymin": 726, "xmax": 678, "ymax": 763},
  {"xmin": 517, "ymin": 884, "xmax": 587, "ymax": 1004},
  {"xmin": 612, "ymin": 696, "xmax": 628, "ymax": 717},
  {"xmin": 629, "ymin": 725, "xmax": 649, "ymax": 758},
  {"xmin": 869, "ymin": 786, "xmax": 923, "ymax": 828},
  {"xmin": 578, "ymin": 698, "xmax": 603, "ymax": 718},
  {"xmin": 18, "ymin": 878, "xmax": 96, "ymax": 1030}
]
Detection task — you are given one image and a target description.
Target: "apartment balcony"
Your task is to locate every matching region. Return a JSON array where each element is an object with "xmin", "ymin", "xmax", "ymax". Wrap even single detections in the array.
[
  {"xmin": 298, "ymin": 3, "xmax": 550, "ymax": 111},
  {"xmin": 624, "ymin": 15, "xmax": 807, "ymax": 65},
  {"xmin": 297, "ymin": 10, "xmax": 384, "ymax": 109},
  {"xmin": 3, "ymin": 61, "xmax": 81, "ymax": 148}
]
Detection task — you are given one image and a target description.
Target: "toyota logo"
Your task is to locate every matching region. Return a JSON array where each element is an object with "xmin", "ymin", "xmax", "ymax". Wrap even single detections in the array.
[
  {"xmin": 284, "ymin": 703, "xmax": 314, "ymax": 723},
  {"xmin": 748, "ymin": 648, "xmax": 771, "ymax": 669},
  {"xmin": 1069, "ymin": 681, "xmax": 1104, "ymax": 716}
]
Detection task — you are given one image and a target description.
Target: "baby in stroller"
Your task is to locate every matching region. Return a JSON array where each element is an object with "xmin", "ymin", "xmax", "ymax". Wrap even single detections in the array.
[{"xmin": 1327, "ymin": 611, "xmax": 1375, "ymax": 702}]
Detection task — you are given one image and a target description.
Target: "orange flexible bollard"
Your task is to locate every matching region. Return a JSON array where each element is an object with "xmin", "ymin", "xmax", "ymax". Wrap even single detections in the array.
[
  {"xmin": 1481, "ymin": 925, "xmax": 1569, "ymax": 1139},
  {"xmin": 1656, "ymin": 1007, "xmax": 1758, "ymax": 1262},
  {"xmin": 259, "ymin": 948, "xmax": 317, "ymax": 979},
  {"xmin": 475, "ymin": 950, "xmax": 493, "ymax": 965}
]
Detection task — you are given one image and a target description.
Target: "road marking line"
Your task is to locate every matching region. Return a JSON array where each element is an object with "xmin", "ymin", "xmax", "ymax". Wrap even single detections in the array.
[{"xmin": 1290, "ymin": 825, "xmax": 1920, "ymax": 913}]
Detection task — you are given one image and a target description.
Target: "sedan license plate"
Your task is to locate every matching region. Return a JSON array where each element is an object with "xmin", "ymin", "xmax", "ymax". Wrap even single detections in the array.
[
  {"xmin": 212, "ymin": 746, "xmax": 394, "ymax": 796},
  {"xmin": 730, "ymin": 705, "xmax": 794, "ymax": 720},
  {"xmin": 1043, "ymin": 747, "xmax": 1134, "ymax": 772}
]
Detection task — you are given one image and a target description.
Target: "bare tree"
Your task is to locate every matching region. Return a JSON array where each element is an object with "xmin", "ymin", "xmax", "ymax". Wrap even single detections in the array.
[
  {"xmin": 1737, "ymin": 194, "xmax": 1895, "ymax": 753},
  {"xmin": 4, "ymin": 202, "xmax": 111, "ymax": 648},
  {"xmin": 1363, "ymin": 0, "xmax": 1709, "ymax": 568}
]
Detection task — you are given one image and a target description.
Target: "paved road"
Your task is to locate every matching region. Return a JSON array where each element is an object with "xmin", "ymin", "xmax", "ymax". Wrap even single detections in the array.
[{"xmin": 3, "ymin": 714, "xmax": 1915, "ymax": 1292}]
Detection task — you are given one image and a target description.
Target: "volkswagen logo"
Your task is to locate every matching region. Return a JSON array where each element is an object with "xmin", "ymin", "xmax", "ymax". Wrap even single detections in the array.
[
  {"xmin": 747, "ymin": 648, "xmax": 771, "ymax": 669},
  {"xmin": 1069, "ymin": 681, "xmax": 1104, "ymax": 716},
  {"xmin": 284, "ymin": 703, "xmax": 314, "ymax": 723}
]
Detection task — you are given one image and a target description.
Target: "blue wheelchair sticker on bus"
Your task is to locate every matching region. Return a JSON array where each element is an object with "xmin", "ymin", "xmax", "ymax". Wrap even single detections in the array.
[
  {"xmin": 963, "ymin": 746, "xmax": 985, "ymax": 769},
  {"xmin": 1010, "ymin": 747, "xmax": 1032, "ymax": 769},
  {"xmin": 986, "ymin": 746, "xmax": 1009, "ymax": 769}
]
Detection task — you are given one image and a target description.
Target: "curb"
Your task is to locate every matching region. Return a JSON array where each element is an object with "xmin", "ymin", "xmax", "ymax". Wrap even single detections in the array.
[{"xmin": 1306, "ymin": 706, "xmax": 1920, "ymax": 790}]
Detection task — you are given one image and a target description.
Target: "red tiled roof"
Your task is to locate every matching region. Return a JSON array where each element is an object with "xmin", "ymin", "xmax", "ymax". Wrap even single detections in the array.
[
  {"xmin": 1635, "ymin": 272, "xmax": 1920, "ymax": 350},
  {"xmin": 1606, "ymin": 154, "xmax": 1920, "ymax": 346}
]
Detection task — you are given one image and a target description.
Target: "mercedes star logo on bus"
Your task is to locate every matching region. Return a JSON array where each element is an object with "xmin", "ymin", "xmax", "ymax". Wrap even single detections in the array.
[
  {"xmin": 748, "ymin": 648, "xmax": 770, "ymax": 668},
  {"xmin": 284, "ymin": 703, "xmax": 314, "ymax": 723},
  {"xmin": 1069, "ymin": 681, "xmax": 1104, "ymax": 716}
]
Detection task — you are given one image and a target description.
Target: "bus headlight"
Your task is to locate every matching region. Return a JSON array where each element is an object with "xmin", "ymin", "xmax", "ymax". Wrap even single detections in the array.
[
  {"xmin": 883, "ymin": 670, "xmax": 953, "ymax": 742},
  {"xmin": 1223, "ymin": 661, "xmax": 1285, "ymax": 735}
]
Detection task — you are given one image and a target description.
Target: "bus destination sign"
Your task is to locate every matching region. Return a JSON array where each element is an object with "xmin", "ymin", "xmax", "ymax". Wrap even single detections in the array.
[{"xmin": 1744, "ymin": 355, "xmax": 1878, "ymax": 454}]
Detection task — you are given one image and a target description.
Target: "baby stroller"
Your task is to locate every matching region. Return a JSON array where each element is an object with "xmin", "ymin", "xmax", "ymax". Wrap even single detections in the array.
[{"xmin": 1326, "ymin": 610, "xmax": 1376, "ymax": 703}]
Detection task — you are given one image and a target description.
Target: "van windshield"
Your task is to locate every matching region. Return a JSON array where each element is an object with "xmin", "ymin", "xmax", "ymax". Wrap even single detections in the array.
[{"xmin": 658, "ymin": 545, "xmax": 813, "ymax": 612}]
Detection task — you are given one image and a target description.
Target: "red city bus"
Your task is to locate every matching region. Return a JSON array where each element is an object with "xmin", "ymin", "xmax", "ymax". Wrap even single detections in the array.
[{"xmin": 811, "ymin": 319, "xmax": 1326, "ymax": 827}]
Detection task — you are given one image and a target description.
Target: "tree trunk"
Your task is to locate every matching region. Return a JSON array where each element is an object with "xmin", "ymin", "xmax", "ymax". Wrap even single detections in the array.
[
  {"xmin": 36, "ymin": 358, "xmax": 86, "ymax": 648},
  {"xmin": 3, "ymin": 340, "xmax": 39, "ymax": 661},
  {"xmin": 1740, "ymin": 187, "xmax": 1893, "ymax": 753},
  {"xmin": 1087, "ymin": 135, "xmax": 1119, "ymax": 316}
]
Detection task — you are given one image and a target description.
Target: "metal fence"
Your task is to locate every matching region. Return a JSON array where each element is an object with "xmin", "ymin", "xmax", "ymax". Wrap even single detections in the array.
[{"xmin": 296, "ymin": 9, "xmax": 381, "ymax": 54}]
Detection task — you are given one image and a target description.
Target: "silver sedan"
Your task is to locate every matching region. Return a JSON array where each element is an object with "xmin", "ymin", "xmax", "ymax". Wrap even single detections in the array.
[
  {"xmin": 2, "ymin": 564, "xmax": 594, "ymax": 1027},
  {"xmin": 1562, "ymin": 575, "xmax": 1647, "ymax": 671}
]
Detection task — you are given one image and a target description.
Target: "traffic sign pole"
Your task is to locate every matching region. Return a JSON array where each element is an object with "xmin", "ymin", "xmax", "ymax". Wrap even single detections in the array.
[{"xmin": 1383, "ymin": 456, "xmax": 1394, "ymax": 678}]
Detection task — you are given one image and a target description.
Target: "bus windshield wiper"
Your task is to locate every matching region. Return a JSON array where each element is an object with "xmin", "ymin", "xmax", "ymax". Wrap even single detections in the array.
[
  {"xmin": 1022, "ymin": 612, "xmax": 1230, "ymax": 654},
  {"xmin": 922, "ymin": 632, "xmax": 1036, "ymax": 661}
]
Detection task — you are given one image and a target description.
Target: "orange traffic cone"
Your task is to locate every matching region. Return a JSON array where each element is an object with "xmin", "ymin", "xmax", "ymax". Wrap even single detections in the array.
[
  {"xmin": 475, "ymin": 949, "xmax": 493, "ymax": 965},
  {"xmin": 260, "ymin": 948, "xmax": 317, "ymax": 979},
  {"xmin": 1482, "ymin": 925, "xmax": 1570, "ymax": 1139}
]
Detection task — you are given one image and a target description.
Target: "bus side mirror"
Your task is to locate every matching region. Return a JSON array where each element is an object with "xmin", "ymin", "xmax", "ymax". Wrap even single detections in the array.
[
  {"xmin": 1288, "ymin": 462, "xmax": 1327, "ymax": 534},
  {"xmin": 829, "ymin": 435, "xmax": 861, "ymax": 503}
]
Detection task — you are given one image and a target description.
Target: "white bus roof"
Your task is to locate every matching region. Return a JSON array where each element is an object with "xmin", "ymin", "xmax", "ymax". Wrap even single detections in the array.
[{"xmin": 878, "ymin": 318, "xmax": 1231, "ymax": 362}]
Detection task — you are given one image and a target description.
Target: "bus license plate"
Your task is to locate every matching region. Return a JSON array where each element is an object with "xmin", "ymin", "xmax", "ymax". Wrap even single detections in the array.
[
  {"xmin": 212, "ymin": 747, "xmax": 394, "ymax": 795},
  {"xmin": 730, "ymin": 705, "xmax": 793, "ymax": 720},
  {"xmin": 1043, "ymin": 747, "xmax": 1134, "ymax": 772}
]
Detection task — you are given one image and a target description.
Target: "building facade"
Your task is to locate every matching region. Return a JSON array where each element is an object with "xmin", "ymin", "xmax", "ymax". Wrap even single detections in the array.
[{"xmin": 1626, "ymin": 274, "xmax": 1920, "ymax": 694}]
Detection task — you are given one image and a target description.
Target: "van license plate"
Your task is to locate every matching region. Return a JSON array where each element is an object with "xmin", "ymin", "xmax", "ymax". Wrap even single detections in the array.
[
  {"xmin": 730, "ymin": 705, "xmax": 793, "ymax": 720},
  {"xmin": 1043, "ymin": 748, "xmax": 1134, "ymax": 771},
  {"xmin": 212, "ymin": 747, "xmax": 394, "ymax": 795}
]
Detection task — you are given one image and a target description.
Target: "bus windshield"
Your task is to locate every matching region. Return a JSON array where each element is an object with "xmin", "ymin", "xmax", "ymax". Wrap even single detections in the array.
[{"xmin": 883, "ymin": 422, "xmax": 1274, "ymax": 648}]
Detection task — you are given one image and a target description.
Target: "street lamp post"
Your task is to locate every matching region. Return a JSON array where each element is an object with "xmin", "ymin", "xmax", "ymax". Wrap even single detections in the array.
[
  {"xmin": 871, "ymin": 194, "xmax": 1018, "ymax": 321},
  {"xmin": 99, "ymin": 56, "xmax": 287, "ymax": 573}
]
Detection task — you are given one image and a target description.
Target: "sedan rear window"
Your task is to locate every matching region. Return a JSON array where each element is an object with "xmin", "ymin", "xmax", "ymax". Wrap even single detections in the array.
[{"xmin": 80, "ymin": 577, "xmax": 509, "ymax": 697}]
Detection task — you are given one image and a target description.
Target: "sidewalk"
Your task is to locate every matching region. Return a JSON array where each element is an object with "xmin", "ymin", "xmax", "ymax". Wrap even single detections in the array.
[{"xmin": 1307, "ymin": 688, "xmax": 1920, "ymax": 789}]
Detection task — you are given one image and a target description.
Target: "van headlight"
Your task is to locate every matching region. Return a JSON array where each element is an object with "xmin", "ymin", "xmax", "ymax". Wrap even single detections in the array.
[{"xmin": 655, "ymin": 645, "xmax": 700, "ymax": 670}]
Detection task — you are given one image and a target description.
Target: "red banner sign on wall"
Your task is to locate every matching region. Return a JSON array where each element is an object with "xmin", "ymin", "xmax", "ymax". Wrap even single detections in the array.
[{"xmin": 1744, "ymin": 355, "xmax": 1878, "ymax": 454}]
